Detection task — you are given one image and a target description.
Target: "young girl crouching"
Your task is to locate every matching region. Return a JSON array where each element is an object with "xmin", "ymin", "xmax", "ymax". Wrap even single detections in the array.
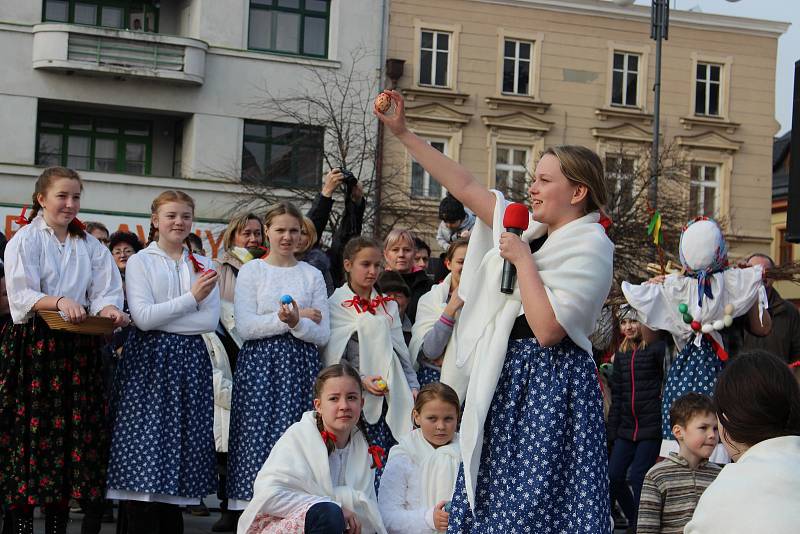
[
  {"xmin": 238, "ymin": 363, "xmax": 387, "ymax": 534},
  {"xmin": 378, "ymin": 383, "xmax": 461, "ymax": 533}
]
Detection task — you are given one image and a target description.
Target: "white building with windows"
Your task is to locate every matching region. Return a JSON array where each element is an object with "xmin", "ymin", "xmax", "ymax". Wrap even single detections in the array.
[
  {"xmin": 0, "ymin": 0, "xmax": 385, "ymax": 254},
  {"xmin": 383, "ymin": 0, "xmax": 788, "ymax": 256}
]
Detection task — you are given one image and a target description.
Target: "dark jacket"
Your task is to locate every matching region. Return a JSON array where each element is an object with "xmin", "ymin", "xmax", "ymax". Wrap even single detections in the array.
[
  {"xmin": 736, "ymin": 288, "xmax": 800, "ymax": 364},
  {"xmin": 400, "ymin": 269, "xmax": 433, "ymax": 323},
  {"xmin": 306, "ymin": 192, "xmax": 366, "ymax": 289},
  {"xmin": 608, "ymin": 340, "xmax": 665, "ymax": 442}
]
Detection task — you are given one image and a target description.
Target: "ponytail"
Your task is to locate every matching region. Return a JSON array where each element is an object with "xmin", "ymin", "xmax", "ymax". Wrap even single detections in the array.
[{"xmin": 147, "ymin": 221, "xmax": 158, "ymax": 246}]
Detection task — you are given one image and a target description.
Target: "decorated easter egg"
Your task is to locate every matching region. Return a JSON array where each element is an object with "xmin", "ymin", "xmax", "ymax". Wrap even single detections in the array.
[
  {"xmin": 280, "ymin": 295, "xmax": 293, "ymax": 305},
  {"xmin": 375, "ymin": 378, "xmax": 388, "ymax": 391},
  {"xmin": 374, "ymin": 92, "xmax": 392, "ymax": 113}
]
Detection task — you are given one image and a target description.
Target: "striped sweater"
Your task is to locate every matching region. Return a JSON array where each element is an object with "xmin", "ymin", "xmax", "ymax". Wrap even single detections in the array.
[{"xmin": 636, "ymin": 453, "xmax": 722, "ymax": 534}]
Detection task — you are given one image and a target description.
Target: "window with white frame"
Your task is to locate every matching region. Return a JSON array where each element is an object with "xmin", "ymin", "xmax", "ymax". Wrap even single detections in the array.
[
  {"xmin": 502, "ymin": 39, "xmax": 532, "ymax": 95},
  {"xmin": 411, "ymin": 140, "xmax": 446, "ymax": 198},
  {"xmin": 495, "ymin": 145, "xmax": 530, "ymax": 203},
  {"xmin": 604, "ymin": 154, "xmax": 636, "ymax": 211},
  {"xmin": 689, "ymin": 164, "xmax": 719, "ymax": 217},
  {"xmin": 695, "ymin": 63, "xmax": 721, "ymax": 116},
  {"xmin": 611, "ymin": 52, "xmax": 639, "ymax": 107},
  {"xmin": 419, "ymin": 30, "xmax": 450, "ymax": 87}
]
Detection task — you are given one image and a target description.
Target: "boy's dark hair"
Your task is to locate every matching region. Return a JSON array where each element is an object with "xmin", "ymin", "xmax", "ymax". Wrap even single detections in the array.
[
  {"xmin": 377, "ymin": 270, "xmax": 410, "ymax": 298},
  {"xmin": 714, "ymin": 350, "xmax": 800, "ymax": 447},
  {"xmin": 185, "ymin": 233, "xmax": 204, "ymax": 253},
  {"xmin": 670, "ymin": 392, "xmax": 715, "ymax": 428},
  {"xmin": 438, "ymin": 193, "xmax": 466, "ymax": 223},
  {"xmin": 413, "ymin": 237, "xmax": 431, "ymax": 256}
]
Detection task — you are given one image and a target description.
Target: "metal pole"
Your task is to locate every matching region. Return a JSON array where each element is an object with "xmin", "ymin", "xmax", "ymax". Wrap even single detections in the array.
[{"xmin": 650, "ymin": 0, "xmax": 668, "ymax": 211}]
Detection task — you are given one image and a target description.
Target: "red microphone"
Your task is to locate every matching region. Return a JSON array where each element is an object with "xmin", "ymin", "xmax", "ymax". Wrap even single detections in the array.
[{"xmin": 501, "ymin": 203, "xmax": 530, "ymax": 294}]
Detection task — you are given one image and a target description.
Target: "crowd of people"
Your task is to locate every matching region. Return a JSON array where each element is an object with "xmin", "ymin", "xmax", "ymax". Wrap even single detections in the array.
[{"xmin": 0, "ymin": 90, "xmax": 799, "ymax": 534}]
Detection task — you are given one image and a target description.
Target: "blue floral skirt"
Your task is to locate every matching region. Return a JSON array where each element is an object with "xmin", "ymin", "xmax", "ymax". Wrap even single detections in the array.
[
  {"xmin": 417, "ymin": 365, "xmax": 441, "ymax": 388},
  {"xmin": 661, "ymin": 338, "xmax": 722, "ymax": 439},
  {"xmin": 363, "ymin": 401, "xmax": 396, "ymax": 494},
  {"xmin": 106, "ymin": 329, "xmax": 215, "ymax": 499},
  {"xmin": 446, "ymin": 338, "xmax": 611, "ymax": 534},
  {"xmin": 226, "ymin": 334, "xmax": 320, "ymax": 502}
]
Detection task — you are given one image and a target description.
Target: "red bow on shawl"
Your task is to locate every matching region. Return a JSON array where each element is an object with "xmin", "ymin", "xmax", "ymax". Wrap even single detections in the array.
[
  {"xmin": 320, "ymin": 430, "xmax": 337, "ymax": 446},
  {"xmin": 342, "ymin": 295, "xmax": 396, "ymax": 316},
  {"xmin": 368, "ymin": 445, "xmax": 385, "ymax": 469}
]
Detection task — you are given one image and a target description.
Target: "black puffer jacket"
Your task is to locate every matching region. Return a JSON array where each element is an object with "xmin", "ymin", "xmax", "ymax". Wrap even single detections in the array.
[{"xmin": 608, "ymin": 340, "xmax": 665, "ymax": 442}]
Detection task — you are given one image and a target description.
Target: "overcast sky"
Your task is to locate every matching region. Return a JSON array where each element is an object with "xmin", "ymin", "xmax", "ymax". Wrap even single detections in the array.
[{"xmin": 633, "ymin": 0, "xmax": 797, "ymax": 136}]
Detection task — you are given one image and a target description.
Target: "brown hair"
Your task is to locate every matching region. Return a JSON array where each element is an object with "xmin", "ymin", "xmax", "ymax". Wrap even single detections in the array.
[
  {"xmin": 222, "ymin": 212, "xmax": 265, "ymax": 251},
  {"xmin": 445, "ymin": 237, "xmax": 469, "ymax": 264},
  {"xmin": 29, "ymin": 167, "xmax": 86, "ymax": 238},
  {"xmin": 263, "ymin": 201, "xmax": 304, "ymax": 230},
  {"xmin": 617, "ymin": 307, "xmax": 647, "ymax": 353},
  {"xmin": 670, "ymin": 392, "xmax": 715, "ymax": 429},
  {"xmin": 714, "ymin": 351, "xmax": 800, "ymax": 449},
  {"xmin": 313, "ymin": 363, "xmax": 374, "ymax": 459},
  {"xmin": 85, "ymin": 221, "xmax": 109, "ymax": 237},
  {"xmin": 298, "ymin": 216, "xmax": 318, "ymax": 255},
  {"xmin": 542, "ymin": 145, "xmax": 608, "ymax": 213},
  {"xmin": 412, "ymin": 382, "xmax": 461, "ymax": 426},
  {"xmin": 146, "ymin": 190, "xmax": 196, "ymax": 245}
]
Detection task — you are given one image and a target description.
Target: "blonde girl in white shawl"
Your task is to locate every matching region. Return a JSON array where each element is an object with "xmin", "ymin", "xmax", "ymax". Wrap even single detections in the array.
[
  {"xmin": 378, "ymin": 383, "xmax": 461, "ymax": 533},
  {"xmin": 238, "ymin": 363, "xmax": 387, "ymax": 534},
  {"xmin": 409, "ymin": 239, "xmax": 468, "ymax": 389},
  {"xmin": 322, "ymin": 237, "xmax": 420, "ymax": 490},
  {"xmin": 376, "ymin": 91, "xmax": 614, "ymax": 534}
]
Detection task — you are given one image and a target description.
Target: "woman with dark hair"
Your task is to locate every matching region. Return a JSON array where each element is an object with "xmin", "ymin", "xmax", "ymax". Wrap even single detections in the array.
[{"xmin": 685, "ymin": 351, "xmax": 800, "ymax": 533}]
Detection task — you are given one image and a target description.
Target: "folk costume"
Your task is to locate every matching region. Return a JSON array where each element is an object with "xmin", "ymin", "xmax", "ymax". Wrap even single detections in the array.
[
  {"xmin": 227, "ymin": 260, "xmax": 330, "ymax": 510},
  {"xmin": 443, "ymin": 191, "xmax": 614, "ymax": 534},
  {"xmin": 408, "ymin": 274, "xmax": 459, "ymax": 387}
]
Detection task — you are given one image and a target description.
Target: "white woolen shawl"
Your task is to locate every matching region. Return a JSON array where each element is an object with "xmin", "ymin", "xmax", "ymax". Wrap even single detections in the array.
[
  {"xmin": 409, "ymin": 273, "xmax": 456, "ymax": 361},
  {"xmin": 322, "ymin": 285, "xmax": 414, "ymax": 440},
  {"xmin": 454, "ymin": 191, "xmax": 614, "ymax": 508},
  {"xmin": 621, "ymin": 266, "xmax": 767, "ymax": 351},
  {"xmin": 238, "ymin": 411, "xmax": 387, "ymax": 534},
  {"xmin": 387, "ymin": 429, "xmax": 461, "ymax": 517}
]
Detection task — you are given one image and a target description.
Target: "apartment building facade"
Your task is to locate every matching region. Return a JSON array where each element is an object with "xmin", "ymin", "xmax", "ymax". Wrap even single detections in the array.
[
  {"xmin": 0, "ymin": 0, "xmax": 385, "ymax": 255},
  {"xmin": 382, "ymin": 0, "xmax": 788, "ymax": 257}
]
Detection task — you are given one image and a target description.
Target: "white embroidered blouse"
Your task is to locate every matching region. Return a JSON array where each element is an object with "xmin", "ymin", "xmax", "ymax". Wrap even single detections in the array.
[{"xmin": 4, "ymin": 215, "xmax": 123, "ymax": 324}]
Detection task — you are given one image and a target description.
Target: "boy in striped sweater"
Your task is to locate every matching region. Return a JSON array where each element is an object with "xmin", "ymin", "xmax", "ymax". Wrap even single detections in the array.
[{"xmin": 636, "ymin": 393, "xmax": 722, "ymax": 534}]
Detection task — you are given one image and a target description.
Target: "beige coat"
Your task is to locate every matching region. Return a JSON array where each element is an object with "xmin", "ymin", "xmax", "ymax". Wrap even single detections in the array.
[{"xmin": 215, "ymin": 252, "xmax": 244, "ymax": 304}]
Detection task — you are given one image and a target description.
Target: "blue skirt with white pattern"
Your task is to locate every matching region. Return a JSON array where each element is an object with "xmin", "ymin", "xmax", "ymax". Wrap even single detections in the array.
[
  {"xmin": 417, "ymin": 365, "xmax": 441, "ymax": 387},
  {"xmin": 661, "ymin": 338, "xmax": 722, "ymax": 439},
  {"xmin": 446, "ymin": 337, "xmax": 612, "ymax": 534},
  {"xmin": 106, "ymin": 329, "xmax": 216, "ymax": 499},
  {"xmin": 364, "ymin": 401, "xmax": 396, "ymax": 494},
  {"xmin": 226, "ymin": 333, "xmax": 321, "ymax": 502}
]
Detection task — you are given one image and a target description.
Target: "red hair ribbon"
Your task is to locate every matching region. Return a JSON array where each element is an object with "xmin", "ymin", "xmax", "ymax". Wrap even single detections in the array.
[
  {"xmin": 370, "ymin": 295, "xmax": 395, "ymax": 317},
  {"xmin": 188, "ymin": 250, "xmax": 216, "ymax": 276},
  {"xmin": 71, "ymin": 217, "xmax": 86, "ymax": 231},
  {"xmin": 789, "ymin": 360, "xmax": 800, "ymax": 369},
  {"xmin": 704, "ymin": 334, "xmax": 728, "ymax": 362},
  {"xmin": 14, "ymin": 205, "xmax": 30, "ymax": 226},
  {"xmin": 599, "ymin": 213, "xmax": 613, "ymax": 232},
  {"xmin": 320, "ymin": 430, "xmax": 337, "ymax": 445},
  {"xmin": 368, "ymin": 445, "xmax": 385, "ymax": 469}
]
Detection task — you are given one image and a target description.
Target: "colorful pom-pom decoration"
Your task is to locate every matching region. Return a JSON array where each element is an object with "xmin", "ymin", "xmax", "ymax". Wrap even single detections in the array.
[
  {"xmin": 723, "ymin": 315, "xmax": 734, "ymax": 328},
  {"xmin": 682, "ymin": 313, "xmax": 693, "ymax": 324},
  {"xmin": 724, "ymin": 303, "xmax": 734, "ymax": 315},
  {"xmin": 712, "ymin": 319, "xmax": 725, "ymax": 331},
  {"xmin": 678, "ymin": 303, "xmax": 688, "ymax": 314},
  {"xmin": 690, "ymin": 320, "xmax": 702, "ymax": 332},
  {"xmin": 280, "ymin": 294, "xmax": 293, "ymax": 305}
]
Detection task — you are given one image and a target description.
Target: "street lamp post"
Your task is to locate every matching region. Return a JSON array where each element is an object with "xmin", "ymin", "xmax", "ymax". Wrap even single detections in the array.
[{"xmin": 650, "ymin": 0, "xmax": 669, "ymax": 211}]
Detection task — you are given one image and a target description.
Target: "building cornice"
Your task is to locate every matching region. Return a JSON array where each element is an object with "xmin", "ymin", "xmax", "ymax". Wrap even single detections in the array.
[{"xmin": 469, "ymin": 0, "xmax": 790, "ymax": 38}]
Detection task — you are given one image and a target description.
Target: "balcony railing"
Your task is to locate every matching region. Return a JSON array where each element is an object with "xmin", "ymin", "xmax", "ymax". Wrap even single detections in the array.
[{"xmin": 33, "ymin": 24, "xmax": 207, "ymax": 85}]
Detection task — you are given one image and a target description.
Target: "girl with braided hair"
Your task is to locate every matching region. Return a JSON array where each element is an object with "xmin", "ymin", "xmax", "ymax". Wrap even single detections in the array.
[
  {"xmin": 0, "ymin": 167, "xmax": 126, "ymax": 534},
  {"xmin": 238, "ymin": 363, "xmax": 387, "ymax": 534},
  {"xmin": 323, "ymin": 237, "xmax": 419, "ymax": 492},
  {"xmin": 105, "ymin": 190, "xmax": 220, "ymax": 533}
]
